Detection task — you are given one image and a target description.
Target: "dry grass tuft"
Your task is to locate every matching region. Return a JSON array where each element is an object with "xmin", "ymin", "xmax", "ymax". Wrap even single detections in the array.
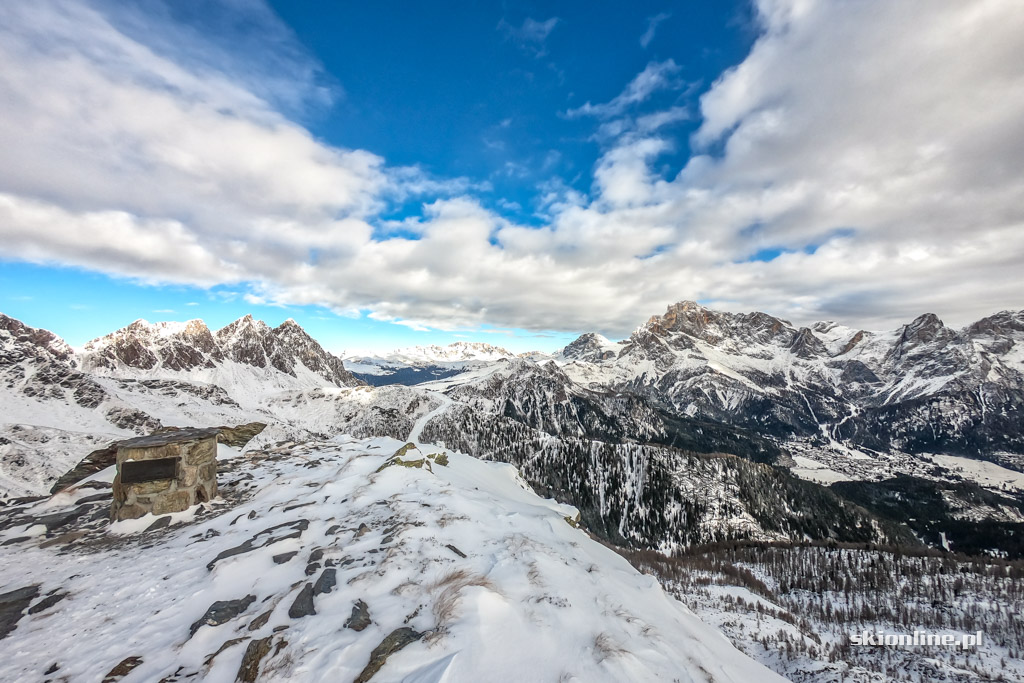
[
  {"xmin": 526, "ymin": 562, "xmax": 543, "ymax": 586},
  {"xmin": 429, "ymin": 569, "xmax": 498, "ymax": 634},
  {"xmin": 593, "ymin": 632, "xmax": 630, "ymax": 662}
]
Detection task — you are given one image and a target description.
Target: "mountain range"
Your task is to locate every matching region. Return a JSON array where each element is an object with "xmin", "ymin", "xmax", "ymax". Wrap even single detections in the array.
[
  {"xmin": 560, "ymin": 301, "xmax": 1024, "ymax": 460},
  {"xmin": 3, "ymin": 302, "xmax": 1024, "ymax": 681},
  {"xmin": 2, "ymin": 302, "xmax": 1023, "ymax": 558}
]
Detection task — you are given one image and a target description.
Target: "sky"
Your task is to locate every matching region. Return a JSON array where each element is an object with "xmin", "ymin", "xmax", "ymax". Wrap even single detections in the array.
[{"xmin": 1, "ymin": 0, "xmax": 1022, "ymax": 355}]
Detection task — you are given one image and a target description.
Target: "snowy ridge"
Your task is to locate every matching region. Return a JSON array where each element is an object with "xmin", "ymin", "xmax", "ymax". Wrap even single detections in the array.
[
  {"xmin": 344, "ymin": 343, "xmax": 519, "ymax": 386},
  {"xmin": 384, "ymin": 341, "xmax": 516, "ymax": 364},
  {"xmin": 0, "ymin": 437, "xmax": 783, "ymax": 683}
]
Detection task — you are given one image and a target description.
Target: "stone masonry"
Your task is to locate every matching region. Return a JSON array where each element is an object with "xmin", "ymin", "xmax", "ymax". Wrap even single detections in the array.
[{"xmin": 111, "ymin": 427, "xmax": 219, "ymax": 522}]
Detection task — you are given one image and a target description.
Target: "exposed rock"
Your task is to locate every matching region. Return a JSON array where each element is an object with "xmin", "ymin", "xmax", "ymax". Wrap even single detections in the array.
[
  {"xmin": 75, "ymin": 492, "xmax": 110, "ymax": 505},
  {"xmin": 344, "ymin": 600, "xmax": 371, "ymax": 632},
  {"xmin": 203, "ymin": 636, "xmax": 249, "ymax": 666},
  {"xmin": 101, "ymin": 656, "xmax": 143, "ymax": 682},
  {"xmin": 236, "ymin": 636, "xmax": 272, "ymax": 682},
  {"xmin": 353, "ymin": 627, "xmax": 424, "ymax": 683},
  {"xmin": 50, "ymin": 444, "xmax": 120, "ymax": 494},
  {"xmin": 104, "ymin": 407, "xmax": 162, "ymax": 433},
  {"xmin": 28, "ymin": 591, "xmax": 67, "ymax": 615},
  {"xmin": 287, "ymin": 583, "xmax": 316, "ymax": 619},
  {"xmin": 217, "ymin": 422, "xmax": 267, "ymax": 448},
  {"xmin": 189, "ymin": 595, "xmax": 257, "ymax": 637},
  {"xmin": 36, "ymin": 507, "xmax": 90, "ymax": 532},
  {"xmin": 272, "ymin": 551, "xmax": 298, "ymax": 564},
  {"xmin": 207, "ymin": 519, "xmax": 309, "ymax": 570},
  {"xmin": 38, "ymin": 531, "xmax": 89, "ymax": 549},
  {"xmin": 0, "ymin": 585, "xmax": 39, "ymax": 639},
  {"xmin": 247, "ymin": 610, "xmax": 273, "ymax": 632},
  {"xmin": 312, "ymin": 568, "xmax": 336, "ymax": 596},
  {"xmin": 145, "ymin": 516, "xmax": 172, "ymax": 533}
]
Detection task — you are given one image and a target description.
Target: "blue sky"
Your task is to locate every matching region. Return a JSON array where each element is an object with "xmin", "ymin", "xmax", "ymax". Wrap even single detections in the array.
[
  {"xmin": 1, "ymin": 1, "xmax": 1022, "ymax": 354},
  {"xmin": 263, "ymin": 1, "xmax": 753, "ymax": 222}
]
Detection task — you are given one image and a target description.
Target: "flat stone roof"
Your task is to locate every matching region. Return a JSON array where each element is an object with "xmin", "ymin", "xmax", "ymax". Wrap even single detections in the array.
[{"xmin": 117, "ymin": 427, "xmax": 220, "ymax": 450}]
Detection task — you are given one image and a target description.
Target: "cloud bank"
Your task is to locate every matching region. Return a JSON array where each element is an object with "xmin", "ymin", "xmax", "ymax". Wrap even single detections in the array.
[{"xmin": 1, "ymin": 0, "xmax": 1023, "ymax": 337}]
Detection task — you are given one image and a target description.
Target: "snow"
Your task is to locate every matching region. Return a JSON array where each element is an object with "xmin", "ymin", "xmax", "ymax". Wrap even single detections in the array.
[
  {"xmin": 790, "ymin": 455, "xmax": 856, "ymax": 484},
  {"xmin": 407, "ymin": 392, "xmax": 453, "ymax": 443},
  {"xmin": 352, "ymin": 342, "xmax": 516, "ymax": 368},
  {"xmin": 0, "ymin": 436, "xmax": 783, "ymax": 683},
  {"xmin": 928, "ymin": 453, "xmax": 1024, "ymax": 491}
]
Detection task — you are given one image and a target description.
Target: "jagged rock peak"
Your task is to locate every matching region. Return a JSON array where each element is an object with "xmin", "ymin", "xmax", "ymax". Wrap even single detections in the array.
[
  {"xmin": 789, "ymin": 327, "xmax": 828, "ymax": 358},
  {"xmin": 82, "ymin": 318, "xmax": 222, "ymax": 372},
  {"xmin": 216, "ymin": 313, "xmax": 270, "ymax": 338},
  {"xmin": 890, "ymin": 313, "xmax": 955, "ymax": 356},
  {"xmin": 561, "ymin": 332, "xmax": 620, "ymax": 361},
  {"xmin": 967, "ymin": 310, "xmax": 1024, "ymax": 338},
  {"xmin": 0, "ymin": 313, "xmax": 76, "ymax": 363},
  {"xmin": 642, "ymin": 300, "xmax": 792, "ymax": 346},
  {"xmin": 907, "ymin": 312, "xmax": 945, "ymax": 336},
  {"xmin": 644, "ymin": 301, "xmax": 719, "ymax": 339},
  {"xmin": 79, "ymin": 315, "xmax": 363, "ymax": 387}
]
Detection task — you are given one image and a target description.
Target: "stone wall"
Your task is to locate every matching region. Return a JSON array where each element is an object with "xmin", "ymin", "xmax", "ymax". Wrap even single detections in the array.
[{"xmin": 111, "ymin": 428, "xmax": 219, "ymax": 522}]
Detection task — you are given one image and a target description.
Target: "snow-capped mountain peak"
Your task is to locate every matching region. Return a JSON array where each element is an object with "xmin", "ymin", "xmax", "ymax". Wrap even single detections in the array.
[
  {"xmin": 559, "ymin": 332, "xmax": 622, "ymax": 362},
  {"xmin": 390, "ymin": 341, "xmax": 516, "ymax": 363},
  {"xmin": 80, "ymin": 315, "xmax": 362, "ymax": 388},
  {"xmin": 1, "ymin": 312, "xmax": 76, "ymax": 364}
]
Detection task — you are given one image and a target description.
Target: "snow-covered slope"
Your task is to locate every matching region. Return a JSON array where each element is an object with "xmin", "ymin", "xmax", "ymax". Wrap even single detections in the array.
[{"xmin": 0, "ymin": 436, "xmax": 784, "ymax": 683}]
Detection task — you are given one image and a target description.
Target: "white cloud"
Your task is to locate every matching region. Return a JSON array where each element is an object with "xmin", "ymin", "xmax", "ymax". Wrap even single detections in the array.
[
  {"xmin": 567, "ymin": 60, "xmax": 682, "ymax": 119},
  {"xmin": 0, "ymin": 193, "xmax": 240, "ymax": 285},
  {"xmin": 1, "ymin": 0, "xmax": 1023, "ymax": 340},
  {"xmin": 640, "ymin": 12, "xmax": 671, "ymax": 49},
  {"xmin": 499, "ymin": 17, "xmax": 560, "ymax": 58}
]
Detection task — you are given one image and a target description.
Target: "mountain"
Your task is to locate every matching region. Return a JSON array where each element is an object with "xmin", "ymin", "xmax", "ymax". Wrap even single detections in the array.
[
  {"xmin": 385, "ymin": 341, "xmax": 517, "ymax": 364},
  {"xmin": 560, "ymin": 301, "xmax": 1024, "ymax": 460},
  {"xmin": 344, "ymin": 342, "xmax": 518, "ymax": 386},
  {"xmin": 3, "ymin": 306, "xmax": 1024, "ymax": 681},
  {"xmin": 0, "ymin": 314, "xmax": 162, "ymax": 494},
  {"xmin": 0, "ymin": 314, "xmax": 364, "ymax": 496},
  {"xmin": 0, "ymin": 436, "xmax": 784, "ymax": 683},
  {"xmin": 559, "ymin": 332, "xmax": 623, "ymax": 362},
  {"xmin": 4, "ymin": 305, "xmax": 1024, "ymax": 557},
  {"xmin": 81, "ymin": 315, "xmax": 364, "ymax": 395}
]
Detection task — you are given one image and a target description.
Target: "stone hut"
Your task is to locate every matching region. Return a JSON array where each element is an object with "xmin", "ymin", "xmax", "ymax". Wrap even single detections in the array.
[{"xmin": 111, "ymin": 427, "xmax": 219, "ymax": 522}]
